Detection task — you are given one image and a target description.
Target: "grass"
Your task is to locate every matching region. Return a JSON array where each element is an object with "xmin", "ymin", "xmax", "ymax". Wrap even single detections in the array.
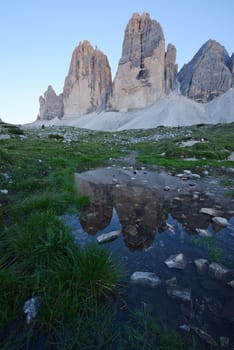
[
  {"xmin": 130, "ymin": 123, "xmax": 234, "ymax": 169},
  {"xmin": 1, "ymin": 123, "xmax": 234, "ymax": 348},
  {"xmin": 190, "ymin": 236, "xmax": 224, "ymax": 262},
  {"xmin": 116, "ymin": 309, "xmax": 197, "ymax": 350},
  {"xmin": 0, "ymin": 131, "xmax": 126, "ymax": 348}
]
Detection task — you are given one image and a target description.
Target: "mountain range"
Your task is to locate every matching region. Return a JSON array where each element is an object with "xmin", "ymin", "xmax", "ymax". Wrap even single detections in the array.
[{"xmin": 35, "ymin": 13, "xmax": 234, "ymax": 130}]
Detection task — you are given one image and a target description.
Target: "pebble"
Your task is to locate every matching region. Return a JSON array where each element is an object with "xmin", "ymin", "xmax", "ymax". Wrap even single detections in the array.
[{"xmin": 130, "ymin": 271, "xmax": 161, "ymax": 287}]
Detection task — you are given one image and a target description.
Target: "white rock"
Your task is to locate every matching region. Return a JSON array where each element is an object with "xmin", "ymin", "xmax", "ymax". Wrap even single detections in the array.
[
  {"xmin": 209, "ymin": 262, "xmax": 230, "ymax": 279},
  {"xmin": 130, "ymin": 271, "xmax": 161, "ymax": 287},
  {"xmin": 212, "ymin": 217, "xmax": 229, "ymax": 227},
  {"xmin": 23, "ymin": 296, "xmax": 41, "ymax": 324},
  {"xmin": 0, "ymin": 189, "xmax": 8, "ymax": 194},
  {"xmin": 179, "ymin": 324, "xmax": 191, "ymax": 332},
  {"xmin": 200, "ymin": 208, "xmax": 223, "ymax": 216},
  {"xmin": 167, "ymin": 286, "xmax": 192, "ymax": 302},
  {"xmin": 164, "ymin": 253, "xmax": 187, "ymax": 269},
  {"xmin": 195, "ymin": 228, "xmax": 213, "ymax": 237},
  {"xmin": 97, "ymin": 230, "xmax": 121, "ymax": 244}
]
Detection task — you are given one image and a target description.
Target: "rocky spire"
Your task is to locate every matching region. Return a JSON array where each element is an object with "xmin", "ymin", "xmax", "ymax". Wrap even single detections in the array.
[
  {"xmin": 177, "ymin": 40, "xmax": 232, "ymax": 102},
  {"xmin": 109, "ymin": 13, "xmax": 177, "ymax": 111},
  {"xmin": 38, "ymin": 85, "xmax": 63, "ymax": 120},
  {"xmin": 63, "ymin": 40, "xmax": 112, "ymax": 118},
  {"xmin": 165, "ymin": 44, "xmax": 178, "ymax": 94}
]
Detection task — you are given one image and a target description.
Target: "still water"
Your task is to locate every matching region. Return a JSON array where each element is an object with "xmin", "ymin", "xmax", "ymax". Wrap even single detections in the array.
[{"xmin": 62, "ymin": 167, "xmax": 234, "ymax": 347}]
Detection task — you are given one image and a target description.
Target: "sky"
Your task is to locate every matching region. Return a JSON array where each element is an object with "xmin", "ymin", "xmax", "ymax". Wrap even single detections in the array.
[{"xmin": 0, "ymin": 0, "xmax": 233, "ymax": 124}]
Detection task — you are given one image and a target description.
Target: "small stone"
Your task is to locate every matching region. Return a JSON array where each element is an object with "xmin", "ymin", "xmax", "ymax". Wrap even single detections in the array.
[
  {"xmin": 203, "ymin": 170, "xmax": 209, "ymax": 175},
  {"xmin": 191, "ymin": 173, "xmax": 200, "ymax": 179},
  {"xmin": 167, "ymin": 286, "xmax": 192, "ymax": 302},
  {"xmin": 200, "ymin": 208, "xmax": 223, "ymax": 216},
  {"xmin": 179, "ymin": 324, "xmax": 191, "ymax": 332},
  {"xmin": 209, "ymin": 262, "xmax": 230, "ymax": 279},
  {"xmin": 212, "ymin": 217, "xmax": 229, "ymax": 227},
  {"xmin": 164, "ymin": 253, "xmax": 187, "ymax": 269},
  {"xmin": 164, "ymin": 186, "xmax": 170, "ymax": 191},
  {"xmin": 0, "ymin": 189, "xmax": 8, "ymax": 194},
  {"xmin": 23, "ymin": 296, "xmax": 41, "ymax": 324},
  {"xmin": 195, "ymin": 228, "xmax": 213, "ymax": 237},
  {"xmin": 130, "ymin": 271, "xmax": 161, "ymax": 287},
  {"xmin": 194, "ymin": 258, "xmax": 209, "ymax": 273},
  {"xmin": 183, "ymin": 170, "xmax": 191, "ymax": 175},
  {"xmin": 97, "ymin": 230, "xmax": 121, "ymax": 244}
]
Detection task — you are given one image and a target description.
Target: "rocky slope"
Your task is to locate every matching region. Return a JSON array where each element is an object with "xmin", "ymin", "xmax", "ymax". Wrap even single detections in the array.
[
  {"xmin": 62, "ymin": 41, "xmax": 112, "ymax": 119},
  {"xmin": 30, "ymin": 89, "xmax": 234, "ymax": 131},
  {"xmin": 177, "ymin": 40, "xmax": 232, "ymax": 102},
  {"xmin": 110, "ymin": 13, "xmax": 177, "ymax": 110}
]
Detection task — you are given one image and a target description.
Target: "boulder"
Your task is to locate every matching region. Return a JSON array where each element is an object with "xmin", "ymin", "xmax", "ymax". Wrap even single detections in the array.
[
  {"xmin": 63, "ymin": 41, "xmax": 112, "ymax": 118},
  {"xmin": 110, "ymin": 13, "xmax": 177, "ymax": 111},
  {"xmin": 38, "ymin": 85, "xmax": 63, "ymax": 120},
  {"xmin": 177, "ymin": 40, "xmax": 232, "ymax": 103}
]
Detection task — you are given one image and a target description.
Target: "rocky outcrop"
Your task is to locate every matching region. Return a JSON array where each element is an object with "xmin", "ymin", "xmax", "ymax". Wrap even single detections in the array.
[
  {"xmin": 38, "ymin": 85, "xmax": 63, "ymax": 120},
  {"xmin": 231, "ymin": 53, "xmax": 234, "ymax": 87},
  {"xmin": 110, "ymin": 13, "xmax": 177, "ymax": 111},
  {"xmin": 177, "ymin": 40, "xmax": 232, "ymax": 103},
  {"xmin": 165, "ymin": 44, "xmax": 178, "ymax": 94},
  {"xmin": 63, "ymin": 40, "xmax": 112, "ymax": 119}
]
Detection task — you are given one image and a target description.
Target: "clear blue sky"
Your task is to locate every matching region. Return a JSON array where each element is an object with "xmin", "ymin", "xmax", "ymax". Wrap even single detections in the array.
[{"xmin": 0, "ymin": 0, "xmax": 233, "ymax": 124}]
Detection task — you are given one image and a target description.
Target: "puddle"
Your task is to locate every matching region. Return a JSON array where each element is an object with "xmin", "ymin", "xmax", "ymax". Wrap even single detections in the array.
[{"xmin": 63, "ymin": 167, "xmax": 234, "ymax": 347}]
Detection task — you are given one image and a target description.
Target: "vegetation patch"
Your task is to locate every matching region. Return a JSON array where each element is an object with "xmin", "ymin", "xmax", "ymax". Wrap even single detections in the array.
[{"xmin": 190, "ymin": 236, "xmax": 224, "ymax": 262}]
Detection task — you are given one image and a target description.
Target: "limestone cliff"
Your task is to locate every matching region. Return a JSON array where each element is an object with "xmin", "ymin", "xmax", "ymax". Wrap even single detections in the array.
[
  {"xmin": 231, "ymin": 53, "xmax": 234, "ymax": 87},
  {"xmin": 63, "ymin": 40, "xmax": 112, "ymax": 118},
  {"xmin": 38, "ymin": 85, "xmax": 63, "ymax": 120},
  {"xmin": 110, "ymin": 13, "xmax": 177, "ymax": 111},
  {"xmin": 165, "ymin": 44, "xmax": 178, "ymax": 94},
  {"xmin": 177, "ymin": 40, "xmax": 232, "ymax": 102}
]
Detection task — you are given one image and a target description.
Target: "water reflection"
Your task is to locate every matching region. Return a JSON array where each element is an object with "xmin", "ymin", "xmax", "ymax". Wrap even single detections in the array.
[
  {"xmin": 75, "ymin": 173, "xmax": 168, "ymax": 251},
  {"xmin": 112, "ymin": 185, "xmax": 167, "ymax": 251},
  {"xmin": 75, "ymin": 169, "xmax": 231, "ymax": 251}
]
